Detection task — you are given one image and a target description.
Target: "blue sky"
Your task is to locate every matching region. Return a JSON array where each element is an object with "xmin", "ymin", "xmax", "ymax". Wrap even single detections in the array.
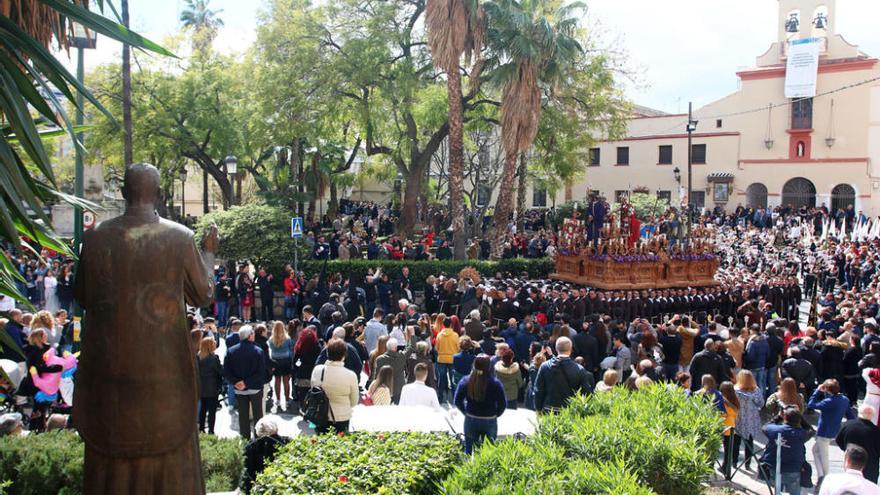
[{"xmin": 63, "ymin": 0, "xmax": 880, "ymax": 113}]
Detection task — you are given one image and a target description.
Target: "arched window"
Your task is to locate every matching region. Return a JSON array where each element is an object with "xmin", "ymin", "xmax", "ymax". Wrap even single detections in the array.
[
  {"xmin": 746, "ymin": 183, "xmax": 768, "ymax": 209},
  {"xmin": 830, "ymin": 184, "xmax": 855, "ymax": 212},
  {"xmin": 782, "ymin": 177, "xmax": 817, "ymax": 209}
]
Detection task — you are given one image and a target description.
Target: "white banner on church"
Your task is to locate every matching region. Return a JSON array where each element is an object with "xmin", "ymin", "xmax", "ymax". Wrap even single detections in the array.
[{"xmin": 785, "ymin": 38, "xmax": 821, "ymax": 98}]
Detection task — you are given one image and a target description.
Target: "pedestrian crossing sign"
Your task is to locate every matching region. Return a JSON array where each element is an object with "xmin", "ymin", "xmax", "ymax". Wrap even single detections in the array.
[{"xmin": 291, "ymin": 217, "xmax": 303, "ymax": 238}]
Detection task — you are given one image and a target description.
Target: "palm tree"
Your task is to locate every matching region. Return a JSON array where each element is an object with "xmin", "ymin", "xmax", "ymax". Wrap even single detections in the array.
[
  {"xmin": 426, "ymin": 0, "xmax": 485, "ymax": 260},
  {"xmin": 484, "ymin": 0, "xmax": 583, "ymax": 258},
  {"xmin": 0, "ymin": 1, "xmax": 170, "ymax": 318},
  {"xmin": 181, "ymin": 0, "xmax": 224, "ymax": 212},
  {"xmin": 180, "ymin": 0, "xmax": 225, "ymax": 51}
]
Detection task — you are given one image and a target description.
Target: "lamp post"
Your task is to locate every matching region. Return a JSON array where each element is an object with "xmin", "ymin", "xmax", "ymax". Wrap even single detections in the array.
[
  {"xmin": 225, "ymin": 155, "xmax": 238, "ymax": 206},
  {"xmin": 178, "ymin": 166, "xmax": 188, "ymax": 222},
  {"xmin": 686, "ymin": 103, "xmax": 698, "ymax": 238},
  {"xmin": 71, "ymin": 25, "xmax": 97, "ymax": 257}
]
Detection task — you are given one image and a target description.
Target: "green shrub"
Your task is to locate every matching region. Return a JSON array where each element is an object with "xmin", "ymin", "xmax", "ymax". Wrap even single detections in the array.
[
  {"xmin": 536, "ymin": 386, "xmax": 723, "ymax": 495},
  {"xmin": 441, "ymin": 438, "xmax": 654, "ymax": 495},
  {"xmin": 0, "ymin": 430, "xmax": 83, "ymax": 495},
  {"xmin": 199, "ymin": 433, "xmax": 244, "ymax": 493},
  {"xmin": 297, "ymin": 258, "xmax": 555, "ymax": 291},
  {"xmin": 254, "ymin": 431, "xmax": 461, "ymax": 495},
  {"xmin": 0, "ymin": 431, "xmax": 242, "ymax": 495},
  {"xmin": 442, "ymin": 385, "xmax": 720, "ymax": 495},
  {"xmin": 195, "ymin": 203, "xmax": 309, "ymax": 276}
]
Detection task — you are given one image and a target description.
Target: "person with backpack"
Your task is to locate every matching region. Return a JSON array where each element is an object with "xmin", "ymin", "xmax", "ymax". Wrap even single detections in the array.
[
  {"xmin": 533, "ymin": 337, "xmax": 594, "ymax": 413},
  {"xmin": 308, "ymin": 338, "xmax": 359, "ymax": 434}
]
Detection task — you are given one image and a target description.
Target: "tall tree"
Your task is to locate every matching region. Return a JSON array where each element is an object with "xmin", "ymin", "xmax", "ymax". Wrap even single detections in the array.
[
  {"xmin": 180, "ymin": 0, "xmax": 225, "ymax": 51},
  {"xmin": 181, "ymin": 0, "xmax": 225, "ymax": 213},
  {"xmin": 0, "ymin": 1, "xmax": 170, "ymax": 308},
  {"xmin": 484, "ymin": 0, "xmax": 584, "ymax": 258},
  {"xmin": 426, "ymin": 0, "xmax": 485, "ymax": 259}
]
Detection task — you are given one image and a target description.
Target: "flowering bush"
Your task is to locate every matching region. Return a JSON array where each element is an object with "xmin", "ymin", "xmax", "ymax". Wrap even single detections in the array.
[{"xmin": 254, "ymin": 432, "xmax": 461, "ymax": 495}]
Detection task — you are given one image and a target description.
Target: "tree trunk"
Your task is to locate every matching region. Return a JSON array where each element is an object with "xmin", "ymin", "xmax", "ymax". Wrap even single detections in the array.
[
  {"xmin": 290, "ymin": 139, "xmax": 303, "ymax": 216},
  {"xmin": 202, "ymin": 169, "xmax": 209, "ymax": 214},
  {"xmin": 398, "ymin": 165, "xmax": 425, "ymax": 238},
  {"xmin": 490, "ymin": 148, "xmax": 519, "ymax": 259},
  {"xmin": 328, "ymin": 180, "xmax": 339, "ymax": 219},
  {"xmin": 447, "ymin": 68, "xmax": 466, "ymax": 260},
  {"xmin": 516, "ymin": 152, "xmax": 527, "ymax": 233},
  {"xmin": 307, "ymin": 154, "xmax": 318, "ymax": 221},
  {"xmin": 121, "ymin": 0, "xmax": 133, "ymax": 167}
]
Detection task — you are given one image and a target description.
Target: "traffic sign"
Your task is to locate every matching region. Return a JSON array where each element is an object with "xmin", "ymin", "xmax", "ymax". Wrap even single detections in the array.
[
  {"xmin": 291, "ymin": 217, "xmax": 303, "ymax": 238},
  {"xmin": 83, "ymin": 210, "xmax": 96, "ymax": 230}
]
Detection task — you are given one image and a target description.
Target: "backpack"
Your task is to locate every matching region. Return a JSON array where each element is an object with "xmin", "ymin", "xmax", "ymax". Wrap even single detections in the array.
[{"xmin": 302, "ymin": 367, "xmax": 334, "ymax": 428}]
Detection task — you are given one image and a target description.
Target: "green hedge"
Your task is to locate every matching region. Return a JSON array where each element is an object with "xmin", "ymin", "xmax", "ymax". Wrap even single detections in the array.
[
  {"xmin": 0, "ymin": 431, "xmax": 242, "ymax": 495},
  {"xmin": 442, "ymin": 385, "xmax": 721, "ymax": 495},
  {"xmin": 536, "ymin": 385, "xmax": 722, "ymax": 495},
  {"xmin": 254, "ymin": 431, "xmax": 461, "ymax": 495},
  {"xmin": 193, "ymin": 203, "xmax": 555, "ymax": 288},
  {"xmin": 297, "ymin": 258, "xmax": 556, "ymax": 291},
  {"xmin": 441, "ymin": 439, "xmax": 654, "ymax": 495}
]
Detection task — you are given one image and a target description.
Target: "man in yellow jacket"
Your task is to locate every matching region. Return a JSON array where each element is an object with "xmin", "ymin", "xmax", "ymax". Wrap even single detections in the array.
[{"xmin": 435, "ymin": 317, "xmax": 460, "ymax": 403}]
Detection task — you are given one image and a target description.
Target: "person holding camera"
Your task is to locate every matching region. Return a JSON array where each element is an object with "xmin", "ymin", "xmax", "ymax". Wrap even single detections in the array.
[
  {"xmin": 808, "ymin": 378, "xmax": 856, "ymax": 489},
  {"xmin": 760, "ymin": 407, "xmax": 813, "ymax": 495}
]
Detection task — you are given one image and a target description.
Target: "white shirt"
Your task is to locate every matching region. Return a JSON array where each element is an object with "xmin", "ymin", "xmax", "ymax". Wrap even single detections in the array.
[
  {"xmin": 819, "ymin": 469, "xmax": 880, "ymax": 495},
  {"xmin": 364, "ymin": 319, "xmax": 388, "ymax": 354},
  {"xmin": 398, "ymin": 381, "xmax": 441, "ymax": 409}
]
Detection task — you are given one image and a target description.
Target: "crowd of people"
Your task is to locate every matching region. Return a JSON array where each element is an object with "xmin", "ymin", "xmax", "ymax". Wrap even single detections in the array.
[{"xmin": 4, "ymin": 200, "xmax": 880, "ymax": 494}]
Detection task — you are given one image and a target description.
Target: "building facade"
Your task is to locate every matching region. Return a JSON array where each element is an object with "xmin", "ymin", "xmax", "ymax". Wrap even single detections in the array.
[{"xmin": 549, "ymin": 0, "xmax": 880, "ymax": 216}]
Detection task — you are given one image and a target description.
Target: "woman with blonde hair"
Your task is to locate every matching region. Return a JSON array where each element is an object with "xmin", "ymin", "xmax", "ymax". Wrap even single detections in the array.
[
  {"xmin": 17, "ymin": 328, "xmax": 56, "ymax": 432},
  {"xmin": 268, "ymin": 321, "xmax": 293, "ymax": 409},
  {"xmin": 596, "ymin": 369, "xmax": 619, "ymax": 392},
  {"xmin": 734, "ymin": 369, "xmax": 764, "ymax": 470},
  {"xmin": 197, "ymin": 337, "xmax": 222, "ymax": 434},
  {"xmin": 765, "ymin": 377, "xmax": 805, "ymax": 417},
  {"xmin": 31, "ymin": 310, "xmax": 59, "ymax": 349},
  {"xmin": 366, "ymin": 365, "xmax": 393, "ymax": 406}
]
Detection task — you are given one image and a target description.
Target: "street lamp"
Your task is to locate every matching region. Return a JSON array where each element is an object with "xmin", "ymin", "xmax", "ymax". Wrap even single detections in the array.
[
  {"xmin": 71, "ymin": 24, "xmax": 97, "ymax": 255},
  {"xmin": 178, "ymin": 166, "xmax": 188, "ymax": 221},
  {"xmin": 673, "ymin": 167, "xmax": 681, "ymax": 183},
  {"xmin": 225, "ymin": 154, "xmax": 238, "ymax": 205},
  {"xmin": 685, "ymin": 103, "xmax": 698, "ymax": 238},
  {"xmin": 71, "ymin": 24, "xmax": 96, "ymax": 319}
]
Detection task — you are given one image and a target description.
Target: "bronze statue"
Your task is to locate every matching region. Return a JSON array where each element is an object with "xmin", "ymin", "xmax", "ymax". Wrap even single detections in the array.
[{"xmin": 73, "ymin": 164, "xmax": 218, "ymax": 495}]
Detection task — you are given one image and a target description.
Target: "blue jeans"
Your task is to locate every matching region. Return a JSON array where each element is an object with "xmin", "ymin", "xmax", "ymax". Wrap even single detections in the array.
[
  {"xmin": 750, "ymin": 368, "xmax": 767, "ymax": 397},
  {"xmin": 464, "ymin": 416, "xmax": 497, "ymax": 454},
  {"xmin": 215, "ymin": 301, "xmax": 229, "ymax": 328},
  {"xmin": 226, "ymin": 383, "xmax": 237, "ymax": 408},
  {"xmin": 778, "ymin": 471, "xmax": 801, "ymax": 495},
  {"xmin": 436, "ymin": 363, "xmax": 454, "ymax": 402},
  {"xmin": 284, "ymin": 295, "xmax": 298, "ymax": 321}
]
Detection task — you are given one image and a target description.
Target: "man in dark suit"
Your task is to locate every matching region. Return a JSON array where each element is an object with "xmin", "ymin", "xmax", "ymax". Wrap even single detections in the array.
[{"xmin": 836, "ymin": 404, "xmax": 880, "ymax": 483}]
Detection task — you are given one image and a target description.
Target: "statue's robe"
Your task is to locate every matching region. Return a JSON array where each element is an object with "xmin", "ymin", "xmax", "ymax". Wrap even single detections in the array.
[{"xmin": 74, "ymin": 214, "xmax": 214, "ymax": 495}]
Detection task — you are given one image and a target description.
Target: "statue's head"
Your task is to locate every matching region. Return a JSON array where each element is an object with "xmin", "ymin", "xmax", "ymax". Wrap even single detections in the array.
[{"xmin": 122, "ymin": 163, "xmax": 161, "ymax": 208}]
